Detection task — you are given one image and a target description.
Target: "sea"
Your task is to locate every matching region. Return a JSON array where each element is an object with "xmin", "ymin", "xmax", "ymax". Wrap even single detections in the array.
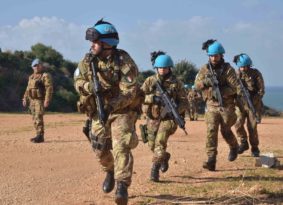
[{"xmin": 263, "ymin": 87, "xmax": 283, "ymax": 111}]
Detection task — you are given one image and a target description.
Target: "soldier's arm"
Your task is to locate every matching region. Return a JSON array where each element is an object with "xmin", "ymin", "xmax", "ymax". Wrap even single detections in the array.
[
  {"xmin": 225, "ymin": 66, "xmax": 242, "ymax": 96},
  {"xmin": 141, "ymin": 77, "xmax": 155, "ymax": 104},
  {"xmin": 255, "ymin": 70, "xmax": 265, "ymax": 98},
  {"xmin": 22, "ymin": 77, "xmax": 30, "ymax": 106},
  {"xmin": 194, "ymin": 67, "xmax": 207, "ymax": 90},
  {"xmin": 22, "ymin": 79, "xmax": 29, "ymax": 101},
  {"xmin": 43, "ymin": 73, "xmax": 53, "ymax": 103},
  {"xmin": 74, "ymin": 59, "xmax": 91, "ymax": 96}
]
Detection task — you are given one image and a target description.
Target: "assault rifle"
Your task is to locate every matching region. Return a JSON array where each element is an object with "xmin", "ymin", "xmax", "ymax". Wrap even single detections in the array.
[
  {"xmin": 207, "ymin": 62, "xmax": 223, "ymax": 108},
  {"xmin": 155, "ymin": 80, "xmax": 188, "ymax": 135},
  {"xmin": 90, "ymin": 60, "xmax": 108, "ymax": 126},
  {"xmin": 238, "ymin": 77, "xmax": 260, "ymax": 123}
]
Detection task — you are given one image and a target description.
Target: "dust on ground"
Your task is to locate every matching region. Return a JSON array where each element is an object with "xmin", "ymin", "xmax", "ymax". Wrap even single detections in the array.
[{"xmin": 0, "ymin": 113, "xmax": 282, "ymax": 205}]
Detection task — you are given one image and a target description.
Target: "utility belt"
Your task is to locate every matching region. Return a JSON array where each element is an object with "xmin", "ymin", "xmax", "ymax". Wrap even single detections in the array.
[{"xmin": 91, "ymin": 134, "xmax": 112, "ymax": 151}]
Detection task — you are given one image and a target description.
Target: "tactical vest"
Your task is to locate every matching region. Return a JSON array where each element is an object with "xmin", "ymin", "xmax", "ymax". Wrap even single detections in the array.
[
  {"xmin": 240, "ymin": 68, "xmax": 260, "ymax": 96},
  {"xmin": 27, "ymin": 74, "xmax": 45, "ymax": 100},
  {"xmin": 147, "ymin": 75, "xmax": 179, "ymax": 120},
  {"xmin": 77, "ymin": 49, "xmax": 142, "ymax": 115}
]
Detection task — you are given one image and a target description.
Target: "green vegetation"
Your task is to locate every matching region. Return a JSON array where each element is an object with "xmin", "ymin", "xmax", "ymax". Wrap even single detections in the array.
[
  {"xmin": 0, "ymin": 44, "xmax": 199, "ymax": 112},
  {"xmin": 0, "ymin": 43, "xmax": 78, "ymax": 112}
]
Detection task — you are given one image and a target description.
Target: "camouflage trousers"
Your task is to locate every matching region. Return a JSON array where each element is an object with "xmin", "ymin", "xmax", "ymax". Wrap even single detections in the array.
[
  {"xmin": 29, "ymin": 99, "xmax": 44, "ymax": 135},
  {"xmin": 146, "ymin": 118, "xmax": 177, "ymax": 163},
  {"xmin": 91, "ymin": 111, "xmax": 138, "ymax": 186},
  {"xmin": 205, "ymin": 106, "xmax": 239, "ymax": 158},
  {"xmin": 234, "ymin": 106, "xmax": 259, "ymax": 148},
  {"xmin": 188, "ymin": 101, "xmax": 198, "ymax": 120}
]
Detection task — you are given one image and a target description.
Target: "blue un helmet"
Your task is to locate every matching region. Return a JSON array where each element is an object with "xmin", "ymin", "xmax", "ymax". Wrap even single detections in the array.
[
  {"xmin": 85, "ymin": 19, "xmax": 119, "ymax": 47},
  {"xmin": 151, "ymin": 51, "xmax": 174, "ymax": 68},
  {"xmin": 154, "ymin": 55, "xmax": 174, "ymax": 68},
  {"xmin": 233, "ymin": 53, "xmax": 252, "ymax": 68},
  {"xmin": 31, "ymin": 58, "xmax": 41, "ymax": 67},
  {"xmin": 202, "ymin": 39, "xmax": 225, "ymax": 55}
]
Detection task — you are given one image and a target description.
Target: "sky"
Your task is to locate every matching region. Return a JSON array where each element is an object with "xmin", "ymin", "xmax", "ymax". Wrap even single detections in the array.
[{"xmin": 1, "ymin": 0, "xmax": 283, "ymax": 86}]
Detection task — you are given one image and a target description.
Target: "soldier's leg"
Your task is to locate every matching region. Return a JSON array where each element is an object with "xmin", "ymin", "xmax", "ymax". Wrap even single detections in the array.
[
  {"xmin": 220, "ymin": 107, "xmax": 239, "ymax": 161},
  {"xmin": 234, "ymin": 107, "xmax": 249, "ymax": 154},
  {"xmin": 189, "ymin": 103, "xmax": 194, "ymax": 121},
  {"xmin": 151, "ymin": 120, "xmax": 177, "ymax": 181},
  {"xmin": 192, "ymin": 102, "xmax": 198, "ymax": 120},
  {"xmin": 203, "ymin": 110, "xmax": 221, "ymax": 171},
  {"xmin": 111, "ymin": 111, "xmax": 138, "ymax": 205},
  {"xmin": 111, "ymin": 111, "xmax": 138, "ymax": 186},
  {"xmin": 247, "ymin": 110, "xmax": 260, "ymax": 157},
  {"xmin": 91, "ymin": 115, "xmax": 114, "ymax": 193},
  {"xmin": 31, "ymin": 100, "xmax": 45, "ymax": 143},
  {"xmin": 146, "ymin": 118, "xmax": 160, "ymax": 152}
]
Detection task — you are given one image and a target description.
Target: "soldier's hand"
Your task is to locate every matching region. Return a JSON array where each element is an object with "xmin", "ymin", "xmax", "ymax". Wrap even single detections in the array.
[
  {"xmin": 212, "ymin": 90, "xmax": 218, "ymax": 100},
  {"xmin": 203, "ymin": 75, "xmax": 214, "ymax": 87},
  {"xmin": 44, "ymin": 100, "xmax": 49, "ymax": 108},
  {"xmin": 22, "ymin": 99, "xmax": 27, "ymax": 107},
  {"xmin": 153, "ymin": 96, "xmax": 163, "ymax": 105}
]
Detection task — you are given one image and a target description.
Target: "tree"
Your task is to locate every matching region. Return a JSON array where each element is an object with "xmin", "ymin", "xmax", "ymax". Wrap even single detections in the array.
[
  {"xmin": 31, "ymin": 43, "xmax": 63, "ymax": 68},
  {"xmin": 173, "ymin": 59, "xmax": 198, "ymax": 87},
  {"xmin": 137, "ymin": 70, "xmax": 155, "ymax": 85}
]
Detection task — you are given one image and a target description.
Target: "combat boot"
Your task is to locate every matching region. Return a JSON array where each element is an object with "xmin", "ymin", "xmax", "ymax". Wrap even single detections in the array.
[
  {"xmin": 31, "ymin": 135, "xmax": 44, "ymax": 143},
  {"xmin": 203, "ymin": 157, "xmax": 216, "ymax": 171},
  {"xmin": 102, "ymin": 171, "xmax": 115, "ymax": 193},
  {"xmin": 228, "ymin": 147, "xmax": 238, "ymax": 161},
  {"xmin": 150, "ymin": 163, "xmax": 161, "ymax": 182},
  {"xmin": 238, "ymin": 141, "xmax": 249, "ymax": 154},
  {"xmin": 251, "ymin": 147, "xmax": 260, "ymax": 157},
  {"xmin": 160, "ymin": 152, "xmax": 171, "ymax": 173},
  {"xmin": 115, "ymin": 181, "xmax": 128, "ymax": 205}
]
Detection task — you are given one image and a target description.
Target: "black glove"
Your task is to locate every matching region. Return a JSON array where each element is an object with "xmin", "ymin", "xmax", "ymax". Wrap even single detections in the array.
[{"xmin": 153, "ymin": 96, "xmax": 163, "ymax": 105}]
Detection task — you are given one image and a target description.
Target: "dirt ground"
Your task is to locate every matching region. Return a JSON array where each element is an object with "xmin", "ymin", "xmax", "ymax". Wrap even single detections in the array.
[{"xmin": 0, "ymin": 113, "xmax": 282, "ymax": 205}]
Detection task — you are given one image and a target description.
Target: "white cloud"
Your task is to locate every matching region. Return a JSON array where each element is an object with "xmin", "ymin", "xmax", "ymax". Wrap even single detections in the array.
[
  {"xmin": 1, "ymin": 16, "xmax": 283, "ymax": 86},
  {"xmin": 0, "ymin": 16, "xmax": 88, "ymax": 61}
]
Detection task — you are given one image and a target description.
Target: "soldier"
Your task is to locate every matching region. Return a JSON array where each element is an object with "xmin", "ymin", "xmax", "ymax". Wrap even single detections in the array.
[
  {"xmin": 22, "ymin": 59, "xmax": 53, "ymax": 143},
  {"xmin": 233, "ymin": 54, "xmax": 265, "ymax": 157},
  {"xmin": 74, "ymin": 19, "xmax": 140, "ymax": 205},
  {"xmin": 187, "ymin": 85, "xmax": 201, "ymax": 121},
  {"xmin": 141, "ymin": 51, "xmax": 188, "ymax": 182},
  {"xmin": 194, "ymin": 39, "xmax": 241, "ymax": 171}
]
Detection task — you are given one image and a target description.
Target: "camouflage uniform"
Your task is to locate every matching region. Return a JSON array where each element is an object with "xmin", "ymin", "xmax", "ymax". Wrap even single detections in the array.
[
  {"xmin": 74, "ymin": 49, "xmax": 140, "ymax": 186},
  {"xmin": 195, "ymin": 61, "xmax": 241, "ymax": 161},
  {"xmin": 187, "ymin": 89, "xmax": 201, "ymax": 121},
  {"xmin": 141, "ymin": 73, "xmax": 188, "ymax": 164},
  {"xmin": 23, "ymin": 72, "xmax": 53, "ymax": 136},
  {"xmin": 235, "ymin": 68, "xmax": 265, "ymax": 152}
]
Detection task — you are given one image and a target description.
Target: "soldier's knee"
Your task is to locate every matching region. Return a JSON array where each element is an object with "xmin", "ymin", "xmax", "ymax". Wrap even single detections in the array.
[
  {"xmin": 91, "ymin": 134, "xmax": 112, "ymax": 153},
  {"xmin": 119, "ymin": 132, "xmax": 139, "ymax": 150}
]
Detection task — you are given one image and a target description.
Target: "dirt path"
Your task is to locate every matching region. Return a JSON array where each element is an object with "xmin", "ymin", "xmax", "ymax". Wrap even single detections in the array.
[{"xmin": 0, "ymin": 113, "xmax": 282, "ymax": 205}]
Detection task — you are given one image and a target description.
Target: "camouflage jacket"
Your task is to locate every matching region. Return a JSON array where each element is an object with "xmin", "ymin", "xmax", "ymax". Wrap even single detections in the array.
[
  {"xmin": 23, "ymin": 72, "xmax": 53, "ymax": 102},
  {"xmin": 141, "ymin": 73, "xmax": 188, "ymax": 119},
  {"xmin": 237, "ymin": 68, "xmax": 265, "ymax": 110},
  {"xmin": 238, "ymin": 68, "xmax": 265, "ymax": 98},
  {"xmin": 195, "ymin": 61, "xmax": 241, "ymax": 108},
  {"xmin": 187, "ymin": 89, "xmax": 201, "ymax": 102},
  {"xmin": 74, "ymin": 49, "xmax": 140, "ymax": 114}
]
